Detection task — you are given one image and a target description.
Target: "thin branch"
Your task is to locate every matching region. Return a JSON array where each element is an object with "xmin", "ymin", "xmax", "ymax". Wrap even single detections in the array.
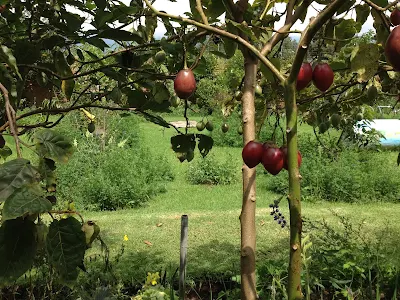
[
  {"xmin": 286, "ymin": 0, "xmax": 297, "ymax": 23},
  {"xmin": 190, "ymin": 38, "xmax": 209, "ymax": 70},
  {"xmin": 363, "ymin": 0, "xmax": 400, "ymax": 11},
  {"xmin": 195, "ymin": 0, "xmax": 209, "ymax": 25},
  {"xmin": 143, "ymin": 0, "xmax": 285, "ymax": 83},
  {"xmin": 3, "ymin": 103, "xmax": 182, "ymax": 135},
  {"xmin": 0, "ymin": 82, "xmax": 22, "ymax": 157},
  {"xmin": 261, "ymin": 0, "xmax": 313, "ymax": 56}
]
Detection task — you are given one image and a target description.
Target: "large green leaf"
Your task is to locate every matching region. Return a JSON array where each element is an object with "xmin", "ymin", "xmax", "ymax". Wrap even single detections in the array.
[
  {"xmin": 197, "ymin": 134, "xmax": 213, "ymax": 158},
  {"xmin": 355, "ymin": 4, "xmax": 370, "ymax": 25},
  {"xmin": 34, "ymin": 130, "xmax": 74, "ymax": 163},
  {"xmin": 351, "ymin": 43, "xmax": 380, "ymax": 82},
  {"xmin": 0, "ymin": 159, "xmax": 38, "ymax": 203},
  {"xmin": 171, "ymin": 134, "xmax": 196, "ymax": 162},
  {"xmin": 2, "ymin": 186, "xmax": 52, "ymax": 221},
  {"xmin": 54, "ymin": 50, "xmax": 73, "ymax": 77},
  {"xmin": 0, "ymin": 45, "xmax": 21, "ymax": 79},
  {"xmin": 0, "ymin": 218, "xmax": 37, "ymax": 283},
  {"xmin": 47, "ymin": 218, "xmax": 86, "ymax": 282},
  {"xmin": 223, "ymin": 20, "xmax": 238, "ymax": 59},
  {"xmin": 260, "ymin": 57, "xmax": 281, "ymax": 83}
]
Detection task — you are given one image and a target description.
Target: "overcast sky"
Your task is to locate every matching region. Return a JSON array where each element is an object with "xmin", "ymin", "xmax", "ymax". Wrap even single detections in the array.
[{"xmin": 72, "ymin": 0, "xmax": 375, "ymax": 37}]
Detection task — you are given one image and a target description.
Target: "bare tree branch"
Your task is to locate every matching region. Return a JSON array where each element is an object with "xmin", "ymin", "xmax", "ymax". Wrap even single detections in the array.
[
  {"xmin": 261, "ymin": 0, "xmax": 313, "ymax": 56},
  {"xmin": 363, "ymin": 0, "xmax": 400, "ymax": 11}
]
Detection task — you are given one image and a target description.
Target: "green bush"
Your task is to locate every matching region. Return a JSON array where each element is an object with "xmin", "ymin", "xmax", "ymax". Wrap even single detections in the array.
[
  {"xmin": 186, "ymin": 153, "xmax": 237, "ymax": 185},
  {"xmin": 266, "ymin": 133, "xmax": 400, "ymax": 202},
  {"xmin": 56, "ymin": 112, "xmax": 174, "ymax": 210},
  {"xmin": 257, "ymin": 215, "xmax": 400, "ymax": 299}
]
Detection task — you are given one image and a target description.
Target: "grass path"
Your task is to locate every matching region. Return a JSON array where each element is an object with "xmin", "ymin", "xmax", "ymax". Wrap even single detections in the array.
[{"xmin": 83, "ymin": 119, "xmax": 400, "ymax": 282}]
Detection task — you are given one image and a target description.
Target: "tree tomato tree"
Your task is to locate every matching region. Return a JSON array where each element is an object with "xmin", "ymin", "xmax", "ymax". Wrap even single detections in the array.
[{"xmin": 0, "ymin": 0, "xmax": 398, "ymax": 299}]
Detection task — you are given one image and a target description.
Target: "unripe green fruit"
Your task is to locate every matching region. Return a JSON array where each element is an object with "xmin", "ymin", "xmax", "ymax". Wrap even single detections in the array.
[
  {"xmin": 196, "ymin": 121, "xmax": 205, "ymax": 131},
  {"xmin": 367, "ymin": 86, "xmax": 378, "ymax": 102},
  {"xmin": 88, "ymin": 122, "xmax": 95, "ymax": 133},
  {"xmin": 221, "ymin": 123, "xmax": 229, "ymax": 133},
  {"xmin": 255, "ymin": 84, "xmax": 262, "ymax": 96},
  {"xmin": 154, "ymin": 50, "xmax": 166, "ymax": 64},
  {"xmin": 170, "ymin": 96, "xmax": 180, "ymax": 108},
  {"xmin": 237, "ymin": 126, "xmax": 243, "ymax": 135},
  {"xmin": 356, "ymin": 113, "xmax": 363, "ymax": 122},
  {"xmin": 319, "ymin": 122, "xmax": 328, "ymax": 134},
  {"xmin": 330, "ymin": 114, "xmax": 341, "ymax": 129},
  {"xmin": 205, "ymin": 120, "xmax": 214, "ymax": 131}
]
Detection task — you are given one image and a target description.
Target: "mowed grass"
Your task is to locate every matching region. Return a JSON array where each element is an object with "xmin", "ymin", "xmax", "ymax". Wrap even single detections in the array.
[{"xmin": 81, "ymin": 117, "xmax": 400, "ymax": 282}]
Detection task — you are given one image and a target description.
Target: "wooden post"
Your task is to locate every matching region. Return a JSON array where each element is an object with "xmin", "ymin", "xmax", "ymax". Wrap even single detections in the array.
[{"xmin": 179, "ymin": 215, "xmax": 188, "ymax": 300}]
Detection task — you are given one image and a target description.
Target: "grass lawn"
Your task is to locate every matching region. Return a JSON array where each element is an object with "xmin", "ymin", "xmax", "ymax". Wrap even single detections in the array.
[{"xmin": 80, "ymin": 117, "xmax": 400, "ymax": 283}]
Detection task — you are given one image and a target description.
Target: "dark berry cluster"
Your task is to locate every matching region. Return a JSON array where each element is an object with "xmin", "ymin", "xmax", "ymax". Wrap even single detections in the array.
[{"xmin": 269, "ymin": 200, "xmax": 287, "ymax": 228}]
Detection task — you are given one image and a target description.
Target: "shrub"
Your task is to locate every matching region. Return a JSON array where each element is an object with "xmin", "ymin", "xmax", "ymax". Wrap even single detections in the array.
[
  {"xmin": 56, "ymin": 113, "xmax": 174, "ymax": 210},
  {"xmin": 257, "ymin": 215, "xmax": 400, "ymax": 299},
  {"xmin": 186, "ymin": 153, "xmax": 237, "ymax": 185},
  {"xmin": 266, "ymin": 133, "xmax": 400, "ymax": 202}
]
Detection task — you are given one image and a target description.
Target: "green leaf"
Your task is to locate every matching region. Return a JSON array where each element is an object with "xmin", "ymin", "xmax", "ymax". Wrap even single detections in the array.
[
  {"xmin": 76, "ymin": 49, "xmax": 85, "ymax": 61},
  {"xmin": 372, "ymin": 9, "xmax": 389, "ymax": 46},
  {"xmin": 0, "ymin": 146, "xmax": 12, "ymax": 160},
  {"xmin": 98, "ymin": 29, "xmax": 144, "ymax": 42},
  {"xmin": 350, "ymin": 43, "xmax": 380, "ymax": 82},
  {"xmin": 61, "ymin": 79, "xmax": 75, "ymax": 100},
  {"xmin": 226, "ymin": 19, "xmax": 257, "ymax": 41},
  {"xmin": 47, "ymin": 218, "xmax": 86, "ymax": 282},
  {"xmin": 0, "ymin": 218, "xmax": 37, "ymax": 283},
  {"xmin": 54, "ymin": 50, "xmax": 73, "ymax": 77},
  {"xmin": 171, "ymin": 134, "xmax": 196, "ymax": 162},
  {"xmin": 127, "ymin": 89, "xmax": 148, "ymax": 108},
  {"xmin": 0, "ymin": 159, "xmax": 38, "ymax": 203},
  {"xmin": 260, "ymin": 57, "xmax": 281, "ymax": 83},
  {"xmin": 335, "ymin": 19, "xmax": 362, "ymax": 39},
  {"xmin": 355, "ymin": 4, "xmax": 370, "ymax": 25},
  {"xmin": 197, "ymin": 134, "xmax": 213, "ymax": 158},
  {"xmin": 223, "ymin": 21, "xmax": 238, "ymax": 59},
  {"xmin": 141, "ymin": 112, "xmax": 171, "ymax": 128},
  {"xmin": 336, "ymin": 0, "xmax": 355, "ymax": 15},
  {"xmin": 153, "ymin": 82, "xmax": 170, "ymax": 104},
  {"xmin": 34, "ymin": 129, "xmax": 74, "ymax": 163},
  {"xmin": 0, "ymin": 45, "xmax": 21, "ymax": 79},
  {"xmin": 330, "ymin": 60, "xmax": 348, "ymax": 71},
  {"xmin": 107, "ymin": 86, "xmax": 122, "ymax": 103},
  {"xmin": 371, "ymin": 0, "xmax": 388, "ymax": 6},
  {"xmin": 145, "ymin": 14, "xmax": 157, "ymax": 42},
  {"xmin": 2, "ymin": 186, "xmax": 52, "ymax": 221},
  {"xmin": 94, "ymin": 0, "xmax": 106, "ymax": 10}
]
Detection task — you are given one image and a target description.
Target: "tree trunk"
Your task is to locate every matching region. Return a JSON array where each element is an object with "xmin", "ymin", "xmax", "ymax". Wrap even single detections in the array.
[
  {"xmin": 284, "ymin": 82, "xmax": 302, "ymax": 300},
  {"xmin": 240, "ymin": 52, "xmax": 258, "ymax": 300}
]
